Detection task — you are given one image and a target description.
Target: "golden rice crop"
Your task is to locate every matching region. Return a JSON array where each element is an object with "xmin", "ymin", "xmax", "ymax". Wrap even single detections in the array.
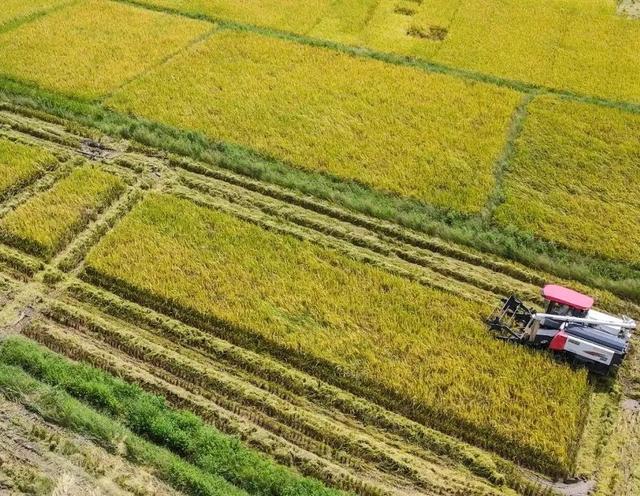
[
  {"xmin": 85, "ymin": 193, "xmax": 589, "ymax": 473},
  {"xmin": 141, "ymin": 0, "xmax": 333, "ymax": 33},
  {"xmin": 494, "ymin": 96, "xmax": 640, "ymax": 265},
  {"xmin": 0, "ymin": 0, "xmax": 210, "ymax": 98},
  {"xmin": 107, "ymin": 30, "xmax": 520, "ymax": 214},
  {"xmin": 136, "ymin": 0, "xmax": 640, "ymax": 102},
  {"xmin": 0, "ymin": 166, "xmax": 125, "ymax": 258},
  {"xmin": 0, "ymin": 137, "xmax": 55, "ymax": 197},
  {"xmin": 0, "ymin": 0, "xmax": 68, "ymax": 28}
]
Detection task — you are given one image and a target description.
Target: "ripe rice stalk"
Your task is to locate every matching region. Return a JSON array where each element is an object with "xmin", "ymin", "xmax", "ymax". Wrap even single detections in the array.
[
  {"xmin": 85, "ymin": 193, "xmax": 590, "ymax": 475},
  {"xmin": 0, "ymin": 165, "xmax": 125, "ymax": 259},
  {"xmin": 0, "ymin": 0, "xmax": 68, "ymax": 29},
  {"xmin": 0, "ymin": 0, "xmax": 211, "ymax": 98},
  {"xmin": 494, "ymin": 96, "xmax": 640, "ymax": 266},
  {"xmin": 0, "ymin": 137, "xmax": 56, "ymax": 200},
  {"xmin": 106, "ymin": 29, "xmax": 520, "ymax": 214},
  {"xmin": 136, "ymin": 0, "xmax": 640, "ymax": 102},
  {"xmin": 62, "ymin": 279, "xmax": 562, "ymax": 495}
]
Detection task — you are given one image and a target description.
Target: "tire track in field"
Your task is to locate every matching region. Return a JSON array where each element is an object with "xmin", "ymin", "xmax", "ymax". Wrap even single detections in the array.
[
  {"xmin": 27, "ymin": 311, "xmax": 510, "ymax": 496},
  {"xmin": 0, "ymin": 106, "xmax": 636, "ymax": 317}
]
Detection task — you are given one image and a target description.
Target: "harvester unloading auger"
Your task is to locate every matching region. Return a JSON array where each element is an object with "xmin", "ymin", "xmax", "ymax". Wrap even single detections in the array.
[{"xmin": 487, "ymin": 284, "xmax": 636, "ymax": 374}]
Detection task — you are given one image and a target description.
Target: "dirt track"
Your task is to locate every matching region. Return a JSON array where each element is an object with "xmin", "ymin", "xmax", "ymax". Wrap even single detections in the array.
[{"xmin": 0, "ymin": 399, "xmax": 178, "ymax": 496}]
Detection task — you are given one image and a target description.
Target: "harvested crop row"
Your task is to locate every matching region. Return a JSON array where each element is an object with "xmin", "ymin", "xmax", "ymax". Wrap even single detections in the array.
[
  {"xmin": 85, "ymin": 192, "xmax": 589, "ymax": 475},
  {"xmin": 0, "ymin": 165, "xmax": 125, "ymax": 259},
  {"xmin": 106, "ymin": 29, "xmax": 520, "ymax": 214},
  {"xmin": 0, "ymin": 0, "xmax": 211, "ymax": 98},
  {"xmin": 24, "ymin": 320, "xmax": 387, "ymax": 496},
  {"xmin": 41, "ymin": 298, "xmax": 510, "ymax": 496},
  {"xmin": 63, "ymin": 279, "xmax": 552, "ymax": 495},
  {"xmin": 0, "ymin": 137, "xmax": 55, "ymax": 199},
  {"xmin": 494, "ymin": 96, "xmax": 640, "ymax": 266},
  {"xmin": 0, "ymin": 336, "xmax": 345, "ymax": 496}
]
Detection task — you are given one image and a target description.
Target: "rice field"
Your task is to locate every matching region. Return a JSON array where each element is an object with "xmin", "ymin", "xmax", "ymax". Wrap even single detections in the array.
[
  {"xmin": 0, "ymin": 137, "xmax": 55, "ymax": 198},
  {"xmin": 137, "ymin": 0, "xmax": 640, "ymax": 102},
  {"xmin": 107, "ymin": 30, "xmax": 519, "ymax": 213},
  {"xmin": 0, "ymin": 1, "xmax": 638, "ymax": 494},
  {"xmin": 0, "ymin": 0, "xmax": 210, "ymax": 98},
  {"xmin": 0, "ymin": 0, "xmax": 68, "ymax": 29},
  {"xmin": 84, "ymin": 192, "xmax": 589, "ymax": 474},
  {"xmin": 0, "ymin": 165, "xmax": 125, "ymax": 258},
  {"xmin": 494, "ymin": 97, "xmax": 640, "ymax": 265}
]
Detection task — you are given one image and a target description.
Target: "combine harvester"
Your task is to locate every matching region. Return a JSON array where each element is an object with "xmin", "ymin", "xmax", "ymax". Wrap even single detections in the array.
[{"xmin": 488, "ymin": 285, "xmax": 636, "ymax": 374}]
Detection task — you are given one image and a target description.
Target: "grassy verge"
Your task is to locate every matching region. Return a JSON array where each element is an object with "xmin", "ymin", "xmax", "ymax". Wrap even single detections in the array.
[
  {"xmin": 0, "ymin": 336, "xmax": 346, "ymax": 496},
  {"xmin": 0, "ymin": 367, "xmax": 247, "ymax": 496},
  {"xmin": 1, "ymin": 78, "xmax": 639, "ymax": 301}
]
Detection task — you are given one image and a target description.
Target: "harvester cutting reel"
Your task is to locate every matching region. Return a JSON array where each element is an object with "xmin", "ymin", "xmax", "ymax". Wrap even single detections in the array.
[{"xmin": 487, "ymin": 285, "xmax": 636, "ymax": 374}]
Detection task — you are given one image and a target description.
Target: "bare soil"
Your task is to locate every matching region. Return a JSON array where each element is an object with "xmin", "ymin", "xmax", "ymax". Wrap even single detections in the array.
[
  {"xmin": 618, "ymin": 0, "xmax": 640, "ymax": 19},
  {"xmin": 0, "ymin": 399, "xmax": 179, "ymax": 496}
]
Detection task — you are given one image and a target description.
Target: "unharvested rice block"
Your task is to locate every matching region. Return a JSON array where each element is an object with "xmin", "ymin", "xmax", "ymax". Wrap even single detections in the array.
[
  {"xmin": 107, "ymin": 30, "xmax": 519, "ymax": 214},
  {"xmin": 137, "ymin": 0, "xmax": 640, "ymax": 102},
  {"xmin": 86, "ymin": 193, "xmax": 589, "ymax": 473},
  {"xmin": 0, "ymin": 0, "xmax": 68, "ymax": 28},
  {"xmin": 0, "ymin": 138, "xmax": 55, "ymax": 198},
  {"xmin": 494, "ymin": 96, "xmax": 640, "ymax": 265},
  {"xmin": 0, "ymin": 0, "xmax": 211, "ymax": 98},
  {"xmin": 0, "ymin": 166, "xmax": 125, "ymax": 258},
  {"xmin": 140, "ymin": 0, "xmax": 333, "ymax": 33}
]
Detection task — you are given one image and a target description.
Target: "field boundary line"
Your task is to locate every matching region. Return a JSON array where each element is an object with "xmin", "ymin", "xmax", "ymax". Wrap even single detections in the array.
[
  {"xmin": 53, "ymin": 184, "xmax": 144, "ymax": 274},
  {"xmin": 113, "ymin": 0, "xmax": 640, "ymax": 115},
  {"xmin": 1, "ymin": 104, "xmax": 639, "ymax": 314},
  {"xmin": 98, "ymin": 23, "xmax": 219, "ymax": 104},
  {"xmin": 482, "ymin": 92, "xmax": 536, "ymax": 223},
  {"xmin": 0, "ymin": 0, "xmax": 83, "ymax": 36}
]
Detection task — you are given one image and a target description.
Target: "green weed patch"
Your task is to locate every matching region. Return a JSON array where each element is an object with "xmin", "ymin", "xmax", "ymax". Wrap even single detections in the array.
[{"xmin": 0, "ymin": 336, "xmax": 345, "ymax": 496}]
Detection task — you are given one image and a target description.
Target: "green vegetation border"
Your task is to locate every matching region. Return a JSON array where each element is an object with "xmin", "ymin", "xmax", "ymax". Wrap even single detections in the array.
[
  {"xmin": 0, "ymin": 335, "xmax": 346, "ymax": 496},
  {"xmin": 1, "ymin": 76, "xmax": 638, "ymax": 301}
]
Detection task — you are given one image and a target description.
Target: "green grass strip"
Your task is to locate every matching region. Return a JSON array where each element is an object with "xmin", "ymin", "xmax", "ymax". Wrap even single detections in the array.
[
  {"xmin": 1, "ymin": 77, "xmax": 639, "ymax": 302},
  {"xmin": 0, "ymin": 360, "xmax": 246, "ymax": 496},
  {"xmin": 0, "ymin": 336, "xmax": 346, "ymax": 496}
]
